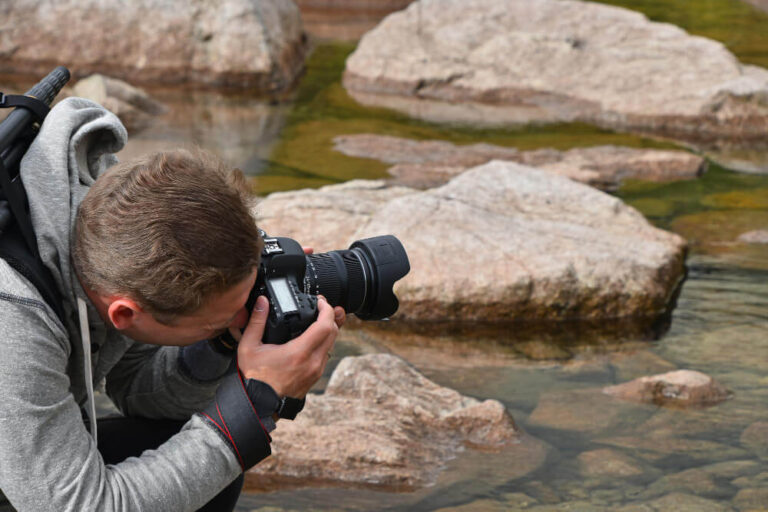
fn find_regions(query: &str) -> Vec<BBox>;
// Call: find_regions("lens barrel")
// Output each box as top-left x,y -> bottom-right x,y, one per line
304,235 -> 410,319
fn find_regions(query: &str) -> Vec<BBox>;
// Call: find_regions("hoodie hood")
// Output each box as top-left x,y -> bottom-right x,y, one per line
20,97 -> 127,324
19,97 -> 127,437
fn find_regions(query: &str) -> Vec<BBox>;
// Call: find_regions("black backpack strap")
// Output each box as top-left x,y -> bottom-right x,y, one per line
0,221 -> 64,323
0,93 -> 51,123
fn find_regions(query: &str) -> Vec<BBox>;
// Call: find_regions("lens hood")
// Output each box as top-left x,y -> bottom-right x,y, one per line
350,235 -> 410,320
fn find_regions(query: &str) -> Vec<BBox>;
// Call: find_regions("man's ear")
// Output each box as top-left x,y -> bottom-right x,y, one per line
107,298 -> 143,330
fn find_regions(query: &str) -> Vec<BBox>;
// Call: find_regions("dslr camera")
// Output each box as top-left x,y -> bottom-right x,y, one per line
231,230 -> 410,344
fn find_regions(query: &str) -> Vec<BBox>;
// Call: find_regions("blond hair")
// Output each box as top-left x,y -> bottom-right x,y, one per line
73,148 -> 263,323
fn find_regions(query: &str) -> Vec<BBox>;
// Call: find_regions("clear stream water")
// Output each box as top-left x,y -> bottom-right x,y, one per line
130,2 -> 768,510
3,0 -> 768,510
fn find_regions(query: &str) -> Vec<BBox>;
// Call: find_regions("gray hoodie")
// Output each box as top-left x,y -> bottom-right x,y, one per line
0,98 -> 245,511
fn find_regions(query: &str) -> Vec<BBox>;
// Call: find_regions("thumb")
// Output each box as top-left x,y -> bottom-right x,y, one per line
240,295 -> 269,347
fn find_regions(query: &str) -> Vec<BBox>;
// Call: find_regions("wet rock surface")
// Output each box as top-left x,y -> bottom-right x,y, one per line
343,0 -> 768,145
71,75 -> 166,133
256,160 -> 687,322
603,369 -> 731,407
246,354 -> 546,489
333,134 -> 706,190
1,0 -> 306,90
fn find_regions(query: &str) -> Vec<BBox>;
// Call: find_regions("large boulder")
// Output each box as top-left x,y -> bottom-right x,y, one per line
246,354 -> 545,489
255,160 -> 687,322
333,134 -> 706,190
343,0 -> 768,145
0,0 -> 306,90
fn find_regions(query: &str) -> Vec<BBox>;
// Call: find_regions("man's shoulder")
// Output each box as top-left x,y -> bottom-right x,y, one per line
0,258 -> 67,337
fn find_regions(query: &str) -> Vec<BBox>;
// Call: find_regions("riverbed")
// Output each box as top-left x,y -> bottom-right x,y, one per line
2,0 -> 763,509
115,5 -> 768,508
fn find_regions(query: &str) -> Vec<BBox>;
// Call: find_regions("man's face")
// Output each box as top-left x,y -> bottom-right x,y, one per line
122,269 -> 257,346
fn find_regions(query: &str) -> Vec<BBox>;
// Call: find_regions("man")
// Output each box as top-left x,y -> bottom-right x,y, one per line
0,97 -> 343,511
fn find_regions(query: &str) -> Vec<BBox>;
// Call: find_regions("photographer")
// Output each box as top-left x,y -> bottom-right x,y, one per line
0,97 -> 344,511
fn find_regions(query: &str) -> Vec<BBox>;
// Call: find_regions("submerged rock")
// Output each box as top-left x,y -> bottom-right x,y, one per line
333,134 -> 706,190
334,134 -> 707,190
246,354 -> 545,489
72,75 -> 166,133
603,370 -> 731,407
733,488 -> 768,511
642,468 -> 732,500
576,448 -> 648,478
256,160 -> 687,323
740,421 -> 768,459
595,436 -> 749,464
1,0 -> 306,90
343,0 -> 768,145
738,230 -> 768,244
616,492 -> 735,512
527,388 -> 655,434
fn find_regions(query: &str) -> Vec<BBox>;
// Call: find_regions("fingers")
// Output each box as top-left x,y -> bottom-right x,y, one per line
240,295 -> 270,347
293,296 -> 337,353
302,247 -> 314,255
334,306 -> 346,328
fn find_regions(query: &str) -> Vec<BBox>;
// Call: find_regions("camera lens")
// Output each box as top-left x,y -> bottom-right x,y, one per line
303,235 -> 410,319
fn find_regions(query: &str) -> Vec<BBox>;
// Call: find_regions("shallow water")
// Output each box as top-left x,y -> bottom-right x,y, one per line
114,22 -> 768,512
4,1 -> 768,510
226,3 -> 768,509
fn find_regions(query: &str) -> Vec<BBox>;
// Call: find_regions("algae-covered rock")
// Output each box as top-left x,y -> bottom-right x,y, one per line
333,134 -> 705,191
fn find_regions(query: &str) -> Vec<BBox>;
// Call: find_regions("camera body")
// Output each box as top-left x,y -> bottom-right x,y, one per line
255,235 -> 318,344
243,230 -> 410,344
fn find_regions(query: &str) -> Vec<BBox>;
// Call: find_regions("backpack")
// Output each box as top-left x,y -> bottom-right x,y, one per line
0,68 -> 71,323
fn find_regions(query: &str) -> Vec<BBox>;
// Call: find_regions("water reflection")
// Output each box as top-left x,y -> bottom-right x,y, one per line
117,88 -> 289,175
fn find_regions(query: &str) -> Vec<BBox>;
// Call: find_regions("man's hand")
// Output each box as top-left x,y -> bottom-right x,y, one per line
236,295 -> 345,398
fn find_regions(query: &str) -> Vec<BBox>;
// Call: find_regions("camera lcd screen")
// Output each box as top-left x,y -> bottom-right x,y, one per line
270,277 -> 298,313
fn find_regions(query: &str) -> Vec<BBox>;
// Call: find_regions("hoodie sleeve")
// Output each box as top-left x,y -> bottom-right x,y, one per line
105,338 -> 233,420
0,289 -> 243,512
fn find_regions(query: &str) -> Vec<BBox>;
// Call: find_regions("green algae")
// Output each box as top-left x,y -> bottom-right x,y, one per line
254,43 -> 674,196
619,161 -> 768,269
618,163 -> 768,226
701,189 -> 768,209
